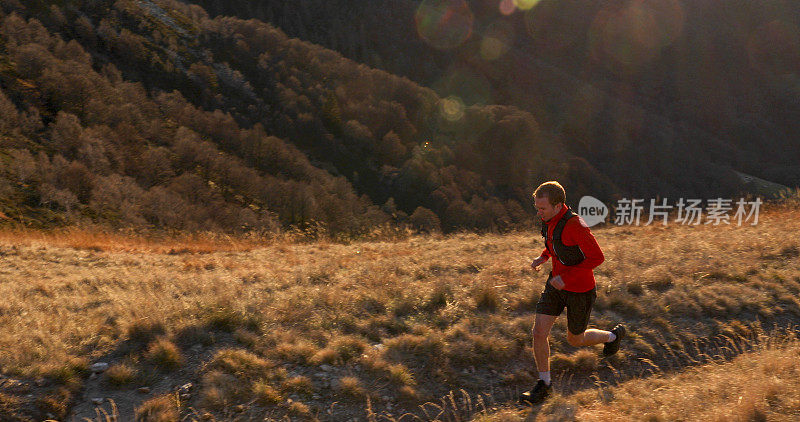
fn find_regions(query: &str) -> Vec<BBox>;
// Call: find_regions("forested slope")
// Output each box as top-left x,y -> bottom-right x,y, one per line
0,0 -> 623,234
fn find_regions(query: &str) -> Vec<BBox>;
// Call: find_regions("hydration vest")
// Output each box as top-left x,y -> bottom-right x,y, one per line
541,208 -> 585,266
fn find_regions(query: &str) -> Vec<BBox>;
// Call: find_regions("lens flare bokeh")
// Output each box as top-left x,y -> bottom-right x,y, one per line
499,0 -> 516,16
588,0 -> 685,75
440,95 -> 466,122
480,20 -> 515,61
513,0 -> 541,11
415,0 -> 475,50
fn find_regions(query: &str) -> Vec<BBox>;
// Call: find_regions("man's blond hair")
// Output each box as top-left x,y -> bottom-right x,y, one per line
533,181 -> 566,206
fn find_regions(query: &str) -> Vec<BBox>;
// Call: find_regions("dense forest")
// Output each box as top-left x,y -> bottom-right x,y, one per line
192,0 -> 800,191
0,0 -> 797,235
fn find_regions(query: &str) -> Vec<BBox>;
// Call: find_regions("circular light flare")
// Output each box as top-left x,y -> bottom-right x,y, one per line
480,20 -> 515,61
440,95 -> 466,122
480,37 -> 506,61
587,0 -> 685,75
415,0 -> 475,50
513,0 -> 540,11
498,0 -> 516,15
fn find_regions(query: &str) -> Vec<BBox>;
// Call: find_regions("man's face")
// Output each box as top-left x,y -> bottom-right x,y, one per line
534,196 -> 562,221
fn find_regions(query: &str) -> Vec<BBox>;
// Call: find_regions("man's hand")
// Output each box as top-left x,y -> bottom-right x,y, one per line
530,256 -> 547,271
549,275 -> 565,290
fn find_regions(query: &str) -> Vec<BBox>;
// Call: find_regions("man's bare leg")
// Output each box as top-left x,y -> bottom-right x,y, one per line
532,313 -> 558,375
520,313 -> 558,404
566,328 -> 613,347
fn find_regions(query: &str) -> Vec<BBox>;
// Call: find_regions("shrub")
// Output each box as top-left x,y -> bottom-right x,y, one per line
146,339 -> 184,371
336,376 -> 365,399
287,401 -> 311,417
310,335 -> 367,365
283,376 -> 314,395
252,379 -> 283,405
387,363 -> 416,386
207,349 -> 275,377
135,394 -> 179,422
270,340 -> 318,364
206,307 -> 259,332
106,363 -> 137,386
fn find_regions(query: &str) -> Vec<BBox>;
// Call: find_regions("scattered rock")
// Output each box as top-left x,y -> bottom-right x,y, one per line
234,404 -> 245,413
89,373 -> 97,380
137,387 -> 151,394
190,344 -> 203,353
35,378 -> 48,387
178,383 -> 193,393
91,398 -> 104,406
180,393 -> 191,401
90,363 -> 109,373
320,364 -> 333,372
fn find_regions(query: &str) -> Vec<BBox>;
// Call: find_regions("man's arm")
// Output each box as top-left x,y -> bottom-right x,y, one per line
539,247 -> 550,261
531,248 -> 549,271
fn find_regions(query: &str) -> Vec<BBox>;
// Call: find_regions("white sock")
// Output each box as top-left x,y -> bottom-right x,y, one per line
607,332 -> 616,342
538,371 -> 551,385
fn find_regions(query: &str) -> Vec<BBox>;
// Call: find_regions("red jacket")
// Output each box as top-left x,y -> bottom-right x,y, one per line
539,205 -> 604,292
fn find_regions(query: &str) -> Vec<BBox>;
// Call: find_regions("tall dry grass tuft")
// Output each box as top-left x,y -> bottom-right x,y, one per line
135,394 -> 179,422
336,376 -> 367,400
146,339 -> 184,371
105,363 -> 137,386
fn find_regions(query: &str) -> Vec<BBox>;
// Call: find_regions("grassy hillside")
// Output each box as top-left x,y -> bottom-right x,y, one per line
0,203 -> 798,420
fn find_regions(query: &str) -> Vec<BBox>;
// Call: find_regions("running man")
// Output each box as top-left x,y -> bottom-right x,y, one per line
519,181 -> 625,405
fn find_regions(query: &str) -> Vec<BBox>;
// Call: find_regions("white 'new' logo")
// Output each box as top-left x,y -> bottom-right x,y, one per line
577,196 -> 608,227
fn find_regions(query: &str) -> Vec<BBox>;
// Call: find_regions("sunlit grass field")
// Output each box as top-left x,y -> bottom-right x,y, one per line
0,205 -> 798,420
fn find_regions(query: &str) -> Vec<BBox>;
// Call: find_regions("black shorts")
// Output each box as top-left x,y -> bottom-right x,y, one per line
535,273 -> 596,335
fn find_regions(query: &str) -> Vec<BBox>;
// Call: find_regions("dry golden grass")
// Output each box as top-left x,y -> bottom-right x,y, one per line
135,394 -> 179,422
105,363 -> 137,386
576,343 -> 800,420
146,338 -> 184,371
0,206 -> 798,419
471,337 -> 800,421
